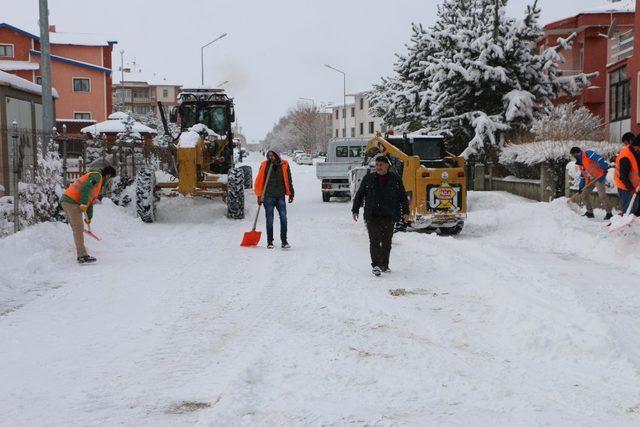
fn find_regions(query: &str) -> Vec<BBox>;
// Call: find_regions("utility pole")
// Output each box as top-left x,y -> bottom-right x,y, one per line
493,0 -> 500,42
62,124 -> 68,187
120,49 -> 125,84
324,64 -> 347,140
38,0 -> 54,155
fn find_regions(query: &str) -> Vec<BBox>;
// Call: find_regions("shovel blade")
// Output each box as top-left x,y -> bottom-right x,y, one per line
241,230 -> 262,247
609,214 -> 636,232
84,229 -> 102,241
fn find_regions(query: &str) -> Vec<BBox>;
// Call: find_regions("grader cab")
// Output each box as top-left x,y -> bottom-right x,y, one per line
135,88 -> 250,223
357,133 -> 467,235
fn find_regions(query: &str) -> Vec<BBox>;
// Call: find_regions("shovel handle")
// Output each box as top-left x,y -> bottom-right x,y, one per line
252,163 -> 274,230
623,185 -> 640,216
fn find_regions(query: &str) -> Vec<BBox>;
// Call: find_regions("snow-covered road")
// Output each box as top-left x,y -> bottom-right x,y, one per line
1,153 -> 640,426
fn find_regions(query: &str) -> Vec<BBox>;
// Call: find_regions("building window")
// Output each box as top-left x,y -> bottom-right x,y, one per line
132,88 -> 149,99
369,121 -> 374,134
359,98 -> 364,110
350,107 -> 355,117
350,127 -> 355,137
610,67 -> 631,122
74,112 -> 91,120
162,89 -> 169,97
359,123 -> 364,135
335,109 -> 339,119
342,128 -> 346,138
342,108 -> 346,118
0,44 -> 14,57
73,78 -> 90,92
335,129 -> 339,138
134,105 -> 151,115
36,76 -> 42,85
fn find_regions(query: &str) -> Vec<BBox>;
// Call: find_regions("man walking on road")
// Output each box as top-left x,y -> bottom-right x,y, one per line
60,165 -> 116,263
254,150 -> 294,249
570,147 -> 612,220
614,137 -> 640,216
352,155 -> 409,277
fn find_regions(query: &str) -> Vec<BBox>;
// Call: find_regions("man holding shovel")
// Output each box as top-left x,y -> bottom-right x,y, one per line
614,137 -> 640,216
254,150 -> 294,249
60,165 -> 116,263
569,147 -> 612,220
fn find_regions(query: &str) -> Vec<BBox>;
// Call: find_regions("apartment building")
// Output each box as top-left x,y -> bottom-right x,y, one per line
0,22 -> 116,123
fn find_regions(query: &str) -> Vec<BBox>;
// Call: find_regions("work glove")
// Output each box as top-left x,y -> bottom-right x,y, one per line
257,196 -> 263,205
79,204 -> 88,213
288,196 -> 294,203
84,217 -> 91,225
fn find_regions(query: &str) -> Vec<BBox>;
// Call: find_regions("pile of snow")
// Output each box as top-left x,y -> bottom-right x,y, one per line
178,131 -> 201,148
189,123 -> 223,139
0,70 -> 58,97
500,140 -> 623,165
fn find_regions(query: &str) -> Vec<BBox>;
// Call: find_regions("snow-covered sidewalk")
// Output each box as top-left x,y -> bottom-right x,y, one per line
1,154 -> 640,425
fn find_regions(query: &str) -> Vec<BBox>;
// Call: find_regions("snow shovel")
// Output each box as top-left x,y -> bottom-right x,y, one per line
609,185 -> 640,232
83,214 -> 102,241
567,176 -> 600,205
241,164 -> 272,247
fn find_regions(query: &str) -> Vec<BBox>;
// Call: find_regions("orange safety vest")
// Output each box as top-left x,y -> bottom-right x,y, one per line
579,152 -> 606,185
63,171 -> 103,205
614,146 -> 640,192
254,161 -> 292,197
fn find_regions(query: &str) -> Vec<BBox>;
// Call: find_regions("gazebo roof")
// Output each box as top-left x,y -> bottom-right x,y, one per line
81,113 -> 157,136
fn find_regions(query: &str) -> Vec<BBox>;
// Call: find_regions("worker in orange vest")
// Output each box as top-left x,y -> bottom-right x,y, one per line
60,165 -> 116,263
614,137 -> 640,216
254,150 -> 294,249
570,147 -> 612,220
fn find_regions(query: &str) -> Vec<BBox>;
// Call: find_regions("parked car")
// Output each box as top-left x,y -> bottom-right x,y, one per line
297,154 -> 313,165
315,138 -> 368,202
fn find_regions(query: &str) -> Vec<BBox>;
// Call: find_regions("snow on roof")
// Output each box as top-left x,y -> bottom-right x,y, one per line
178,131 -> 201,148
108,111 -> 129,120
0,70 -> 58,97
0,60 -> 39,71
81,115 -> 157,135
581,0 -> 635,14
0,23 -> 115,46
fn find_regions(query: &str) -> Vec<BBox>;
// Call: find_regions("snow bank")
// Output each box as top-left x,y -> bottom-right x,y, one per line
81,115 -> 157,136
0,60 -> 39,71
500,140 -> 623,165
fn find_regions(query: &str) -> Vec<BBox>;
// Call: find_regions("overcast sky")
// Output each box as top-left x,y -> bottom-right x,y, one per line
2,0 -> 611,142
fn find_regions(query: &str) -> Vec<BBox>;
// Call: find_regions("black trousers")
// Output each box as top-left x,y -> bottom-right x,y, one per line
366,216 -> 394,268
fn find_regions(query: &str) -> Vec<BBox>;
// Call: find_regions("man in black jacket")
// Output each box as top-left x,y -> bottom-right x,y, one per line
352,155 -> 409,276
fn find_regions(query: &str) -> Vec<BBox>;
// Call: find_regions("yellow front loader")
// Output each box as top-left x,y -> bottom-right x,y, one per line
360,134 -> 467,235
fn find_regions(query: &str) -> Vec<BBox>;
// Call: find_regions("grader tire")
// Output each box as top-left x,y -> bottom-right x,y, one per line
136,167 -> 156,223
226,168 -> 245,219
239,165 -> 253,189
438,222 -> 464,236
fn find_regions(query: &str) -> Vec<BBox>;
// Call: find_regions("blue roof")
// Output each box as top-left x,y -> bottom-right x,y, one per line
30,50 -> 112,75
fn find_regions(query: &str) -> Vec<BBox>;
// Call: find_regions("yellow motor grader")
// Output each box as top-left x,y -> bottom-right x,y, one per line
135,88 -> 249,222
352,133 -> 467,235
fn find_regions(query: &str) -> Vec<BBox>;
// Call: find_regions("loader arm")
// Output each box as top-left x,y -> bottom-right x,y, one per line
364,135 -> 413,163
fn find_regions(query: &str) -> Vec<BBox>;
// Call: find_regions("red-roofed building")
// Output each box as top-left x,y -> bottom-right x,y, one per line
0,23 -> 116,127
630,0 -> 640,136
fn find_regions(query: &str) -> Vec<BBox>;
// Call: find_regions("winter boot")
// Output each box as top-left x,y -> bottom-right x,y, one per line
583,211 -> 595,218
281,241 -> 291,249
77,255 -> 97,264
604,212 -> 613,221
267,242 -> 275,249
372,266 -> 382,277
381,266 -> 391,273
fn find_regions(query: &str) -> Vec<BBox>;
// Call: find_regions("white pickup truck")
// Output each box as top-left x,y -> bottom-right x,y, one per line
316,138 -> 368,202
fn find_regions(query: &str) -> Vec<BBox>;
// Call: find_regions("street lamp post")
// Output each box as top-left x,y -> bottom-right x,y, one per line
324,64 -> 346,140
201,33 -> 228,86
38,0 -> 54,155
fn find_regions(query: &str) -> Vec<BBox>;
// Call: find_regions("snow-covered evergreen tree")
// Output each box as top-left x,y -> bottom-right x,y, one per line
113,113 -> 138,178
86,133 -> 107,164
368,0 -> 595,157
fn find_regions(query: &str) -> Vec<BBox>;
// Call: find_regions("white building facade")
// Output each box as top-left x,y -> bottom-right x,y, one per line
329,91 -> 385,140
